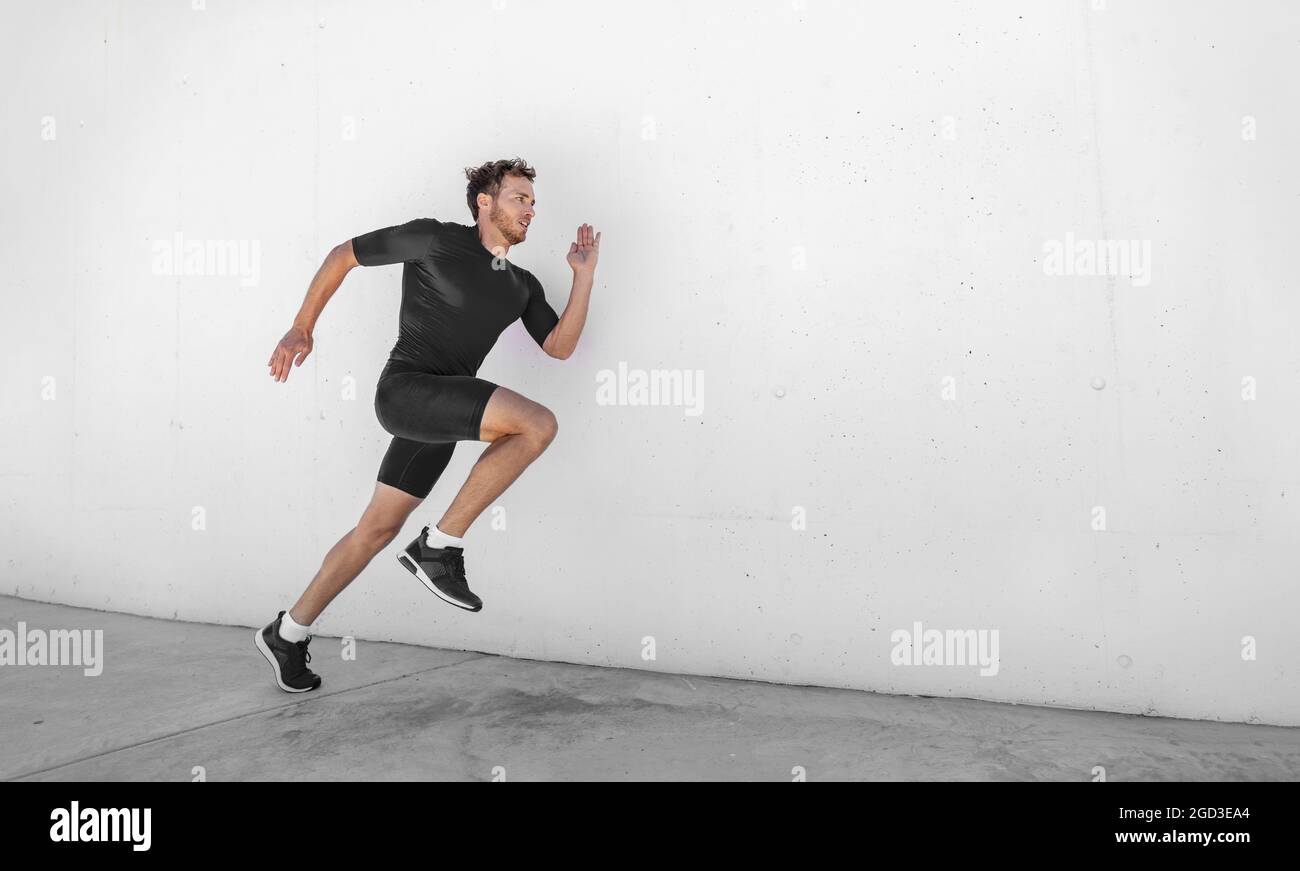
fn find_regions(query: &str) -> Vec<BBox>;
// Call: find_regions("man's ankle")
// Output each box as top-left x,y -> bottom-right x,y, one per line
426,524 -> 465,549
278,610 -> 313,643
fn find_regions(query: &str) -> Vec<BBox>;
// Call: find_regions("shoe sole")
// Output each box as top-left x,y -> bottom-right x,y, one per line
253,628 -> 319,693
398,554 -> 482,612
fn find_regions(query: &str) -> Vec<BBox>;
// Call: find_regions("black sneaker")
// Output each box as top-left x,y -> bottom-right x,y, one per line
254,611 -> 322,692
397,526 -> 483,612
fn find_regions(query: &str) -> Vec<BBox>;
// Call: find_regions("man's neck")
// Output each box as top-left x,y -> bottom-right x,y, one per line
476,223 -> 511,258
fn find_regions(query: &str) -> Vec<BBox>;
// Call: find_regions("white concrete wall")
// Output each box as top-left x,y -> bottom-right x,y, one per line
3,0 -> 1297,725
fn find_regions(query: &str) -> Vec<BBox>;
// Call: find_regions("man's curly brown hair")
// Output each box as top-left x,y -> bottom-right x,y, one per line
464,158 -> 537,221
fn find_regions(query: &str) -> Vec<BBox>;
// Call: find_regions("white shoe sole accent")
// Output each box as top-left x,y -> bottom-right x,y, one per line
398,553 -> 480,611
254,627 -> 318,693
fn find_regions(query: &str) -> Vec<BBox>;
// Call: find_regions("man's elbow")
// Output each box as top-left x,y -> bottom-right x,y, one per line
330,240 -> 359,271
544,330 -> 572,360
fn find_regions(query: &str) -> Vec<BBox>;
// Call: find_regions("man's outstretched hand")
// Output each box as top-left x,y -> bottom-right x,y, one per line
268,325 -> 313,382
566,223 -> 601,274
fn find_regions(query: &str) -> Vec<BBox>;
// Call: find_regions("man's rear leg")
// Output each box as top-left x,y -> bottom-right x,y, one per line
256,481 -> 423,692
287,481 -> 424,626
435,386 -> 557,536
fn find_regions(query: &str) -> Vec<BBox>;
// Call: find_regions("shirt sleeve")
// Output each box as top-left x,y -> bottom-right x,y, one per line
351,218 -> 442,266
520,271 -> 560,349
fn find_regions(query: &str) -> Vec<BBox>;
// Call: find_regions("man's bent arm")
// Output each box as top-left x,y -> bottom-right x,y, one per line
293,240 -> 360,332
543,270 -> 593,360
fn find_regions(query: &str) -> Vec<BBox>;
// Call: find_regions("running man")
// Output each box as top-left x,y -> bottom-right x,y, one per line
254,158 -> 599,692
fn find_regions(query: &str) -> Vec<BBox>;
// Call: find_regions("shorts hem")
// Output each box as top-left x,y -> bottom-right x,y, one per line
466,382 -> 499,441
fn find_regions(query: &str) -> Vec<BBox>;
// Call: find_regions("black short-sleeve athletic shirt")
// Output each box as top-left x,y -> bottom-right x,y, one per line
351,217 -> 560,375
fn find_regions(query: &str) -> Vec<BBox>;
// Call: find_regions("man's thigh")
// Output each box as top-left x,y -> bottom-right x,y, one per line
376,437 -> 458,501
477,385 -> 555,442
375,372 -> 498,444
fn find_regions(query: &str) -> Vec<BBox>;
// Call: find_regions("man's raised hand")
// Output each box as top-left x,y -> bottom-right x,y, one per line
566,223 -> 601,274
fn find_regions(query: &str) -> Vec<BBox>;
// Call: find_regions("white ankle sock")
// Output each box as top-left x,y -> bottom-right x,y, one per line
278,611 -> 312,643
425,524 -> 464,549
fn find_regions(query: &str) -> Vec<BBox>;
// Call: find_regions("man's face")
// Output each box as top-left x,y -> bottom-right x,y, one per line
484,175 -> 536,244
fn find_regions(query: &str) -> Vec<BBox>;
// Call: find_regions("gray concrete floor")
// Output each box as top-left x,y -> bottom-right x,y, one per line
2,595 -> 1297,781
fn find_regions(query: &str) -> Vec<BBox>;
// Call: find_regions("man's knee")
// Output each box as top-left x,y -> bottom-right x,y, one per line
356,519 -> 402,550
528,407 -> 558,448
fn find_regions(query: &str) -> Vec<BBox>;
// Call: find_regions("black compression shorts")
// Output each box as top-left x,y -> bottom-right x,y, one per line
374,360 -> 499,499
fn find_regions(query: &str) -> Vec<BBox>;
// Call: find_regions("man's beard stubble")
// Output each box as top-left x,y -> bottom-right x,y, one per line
489,203 -> 524,245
